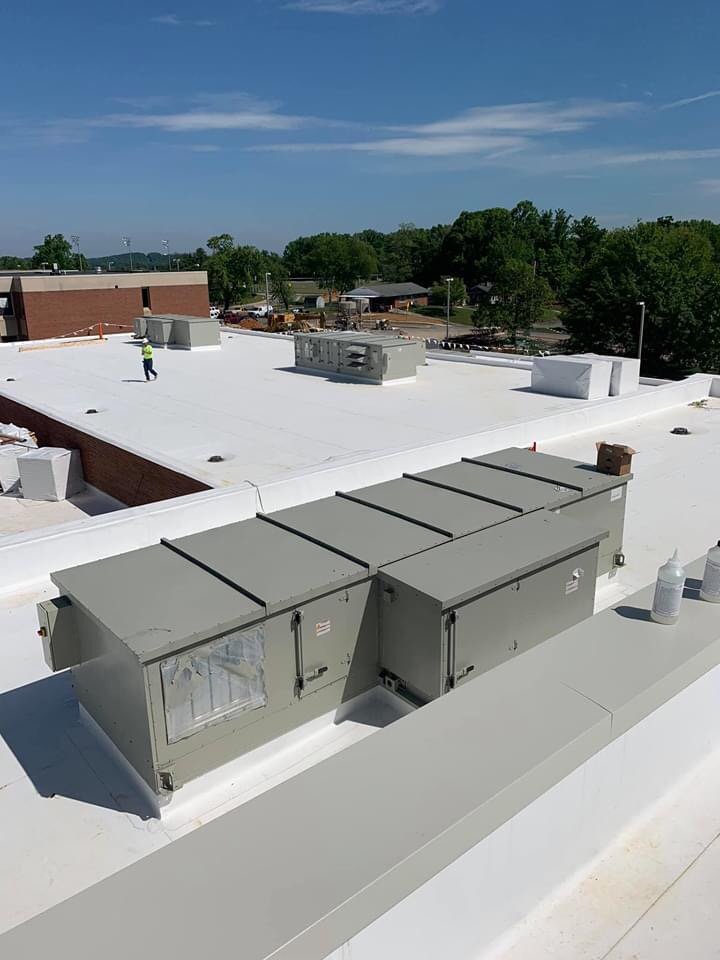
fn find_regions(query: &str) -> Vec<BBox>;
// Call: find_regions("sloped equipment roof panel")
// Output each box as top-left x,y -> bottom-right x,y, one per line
378,511 -> 608,609
470,447 -> 629,495
51,544 -> 264,662
261,496 -> 448,572
166,517 -> 368,615
410,460 -> 580,512
340,477 -> 517,538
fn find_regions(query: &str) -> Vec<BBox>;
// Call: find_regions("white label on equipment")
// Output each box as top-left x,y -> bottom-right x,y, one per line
565,579 -> 579,595
610,487 -> 623,502
316,620 -> 331,637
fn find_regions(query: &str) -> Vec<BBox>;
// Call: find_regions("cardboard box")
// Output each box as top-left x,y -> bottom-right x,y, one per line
596,442 -> 636,476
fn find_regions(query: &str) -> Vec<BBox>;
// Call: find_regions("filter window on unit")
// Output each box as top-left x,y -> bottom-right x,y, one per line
161,626 -> 267,743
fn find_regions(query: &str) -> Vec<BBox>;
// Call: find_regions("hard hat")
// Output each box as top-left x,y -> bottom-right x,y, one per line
143,337 -> 149,343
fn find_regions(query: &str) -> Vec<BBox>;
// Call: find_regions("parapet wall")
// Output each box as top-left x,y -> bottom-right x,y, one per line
0,395 -> 211,506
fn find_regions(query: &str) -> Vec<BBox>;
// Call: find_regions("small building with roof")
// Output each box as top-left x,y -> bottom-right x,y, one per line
342,282 -> 429,312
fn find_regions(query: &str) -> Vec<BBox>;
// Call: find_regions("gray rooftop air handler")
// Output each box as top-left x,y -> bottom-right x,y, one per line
18,447 -> 84,501
39,521 -> 375,793
378,511 -> 608,704
294,332 -> 424,383
133,316 -> 147,339
469,447 -> 632,576
37,448 -> 626,794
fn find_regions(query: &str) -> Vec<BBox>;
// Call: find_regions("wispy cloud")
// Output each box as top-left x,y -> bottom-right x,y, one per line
661,90 -> 720,110
66,94 -> 307,133
598,147 -> 720,165
151,13 -> 216,26
246,99 -> 637,160
249,134 -> 526,156
405,100 -> 639,136
285,0 -> 439,14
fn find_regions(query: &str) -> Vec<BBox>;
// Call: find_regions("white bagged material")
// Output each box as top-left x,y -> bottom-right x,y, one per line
0,444 -> 30,494
17,447 -> 85,502
575,353 -> 640,396
0,422 -> 37,446
531,355 -> 613,400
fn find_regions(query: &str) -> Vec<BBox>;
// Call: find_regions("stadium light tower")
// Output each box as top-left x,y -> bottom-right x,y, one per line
161,239 -> 170,271
70,235 -> 82,272
121,236 -> 134,272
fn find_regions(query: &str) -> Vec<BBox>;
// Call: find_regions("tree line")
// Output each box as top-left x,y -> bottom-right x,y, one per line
5,203 -> 720,374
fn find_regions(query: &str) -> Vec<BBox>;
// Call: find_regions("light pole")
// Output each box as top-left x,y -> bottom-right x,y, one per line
445,277 -> 454,342
637,301 -> 646,364
121,237 -> 133,272
108,260 -> 114,272
70,235 -> 81,272
173,258 -> 181,272
161,239 -> 170,271
265,271 -> 272,317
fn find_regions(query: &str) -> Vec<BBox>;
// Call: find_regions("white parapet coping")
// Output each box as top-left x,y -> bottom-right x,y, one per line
0,373 -> 713,596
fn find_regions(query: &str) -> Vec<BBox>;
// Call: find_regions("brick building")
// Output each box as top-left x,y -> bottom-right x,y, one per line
0,270 -> 210,341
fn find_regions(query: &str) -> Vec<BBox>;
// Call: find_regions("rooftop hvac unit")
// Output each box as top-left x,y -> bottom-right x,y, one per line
38,449 -> 625,794
294,332 -> 425,383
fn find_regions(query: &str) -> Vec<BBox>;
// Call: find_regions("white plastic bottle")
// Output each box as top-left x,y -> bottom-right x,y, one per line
700,541 -> 720,603
651,549 -> 685,625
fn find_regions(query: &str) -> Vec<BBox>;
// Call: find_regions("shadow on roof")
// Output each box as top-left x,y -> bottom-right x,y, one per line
0,674 -> 158,820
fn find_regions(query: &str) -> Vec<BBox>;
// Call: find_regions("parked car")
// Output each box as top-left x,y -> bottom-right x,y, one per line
246,305 -> 274,319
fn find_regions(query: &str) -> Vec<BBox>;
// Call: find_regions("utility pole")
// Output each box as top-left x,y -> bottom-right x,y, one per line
121,237 -> 133,272
637,301 -> 646,364
445,277 -> 454,342
161,239 -> 170,271
265,271 -> 272,317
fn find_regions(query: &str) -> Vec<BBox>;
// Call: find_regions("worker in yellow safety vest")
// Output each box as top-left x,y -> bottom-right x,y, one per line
141,338 -> 158,381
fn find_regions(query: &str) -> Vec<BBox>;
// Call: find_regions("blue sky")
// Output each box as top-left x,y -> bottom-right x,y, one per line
3,0 -> 720,255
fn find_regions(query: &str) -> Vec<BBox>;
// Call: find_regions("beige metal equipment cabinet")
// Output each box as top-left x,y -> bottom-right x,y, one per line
377,510 -> 607,704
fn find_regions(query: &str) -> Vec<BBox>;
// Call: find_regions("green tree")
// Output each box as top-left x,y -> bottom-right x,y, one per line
563,221 -> 720,376
31,234 -> 74,270
0,256 -> 29,269
429,278 -> 467,312
475,260 -> 552,344
286,234 -> 377,299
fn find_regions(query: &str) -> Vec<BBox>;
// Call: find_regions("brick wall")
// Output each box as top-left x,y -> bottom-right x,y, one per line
0,396 -> 211,506
143,284 -> 210,318
20,284 -> 210,340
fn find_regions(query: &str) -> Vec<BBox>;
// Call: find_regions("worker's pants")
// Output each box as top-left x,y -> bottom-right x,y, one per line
143,358 -> 156,380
